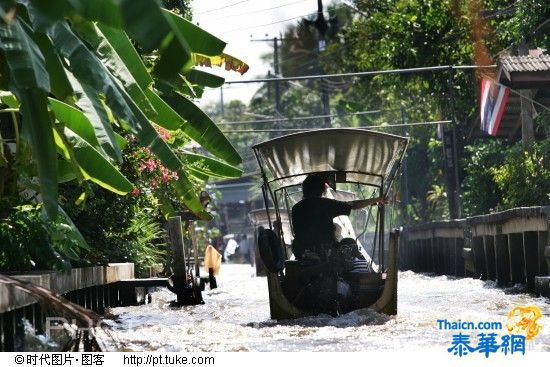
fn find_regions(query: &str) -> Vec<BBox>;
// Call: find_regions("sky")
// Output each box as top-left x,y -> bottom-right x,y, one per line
191,0 -> 323,107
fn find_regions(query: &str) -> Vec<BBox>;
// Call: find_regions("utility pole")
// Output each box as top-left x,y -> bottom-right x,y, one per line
443,67 -> 461,219
251,37 -> 282,116
220,86 -> 224,118
400,107 -> 410,224
518,43 -> 535,149
307,0 -> 331,127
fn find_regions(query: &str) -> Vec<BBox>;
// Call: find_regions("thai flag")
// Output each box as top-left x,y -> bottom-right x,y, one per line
480,78 -> 509,136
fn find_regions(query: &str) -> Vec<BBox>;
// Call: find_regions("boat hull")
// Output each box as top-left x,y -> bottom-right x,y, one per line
266,231 -> 399,319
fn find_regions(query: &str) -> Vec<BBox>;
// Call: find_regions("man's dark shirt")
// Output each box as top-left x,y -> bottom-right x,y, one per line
291,197 -> 352,258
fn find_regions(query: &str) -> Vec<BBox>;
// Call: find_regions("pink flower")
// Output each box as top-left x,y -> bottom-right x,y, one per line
144,159 -> 157,172
131,187 -> 141,197
171,171 -> 179,181
155,126 -> 172,141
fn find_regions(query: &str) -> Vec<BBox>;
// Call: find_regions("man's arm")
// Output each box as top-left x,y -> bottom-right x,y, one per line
348,196 -> 385,210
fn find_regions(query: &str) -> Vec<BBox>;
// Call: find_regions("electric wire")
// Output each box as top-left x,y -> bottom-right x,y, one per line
194,0 -> 251,15
225,64 -> 497,84
221,120 -> 452,133
204,0 -> 309,21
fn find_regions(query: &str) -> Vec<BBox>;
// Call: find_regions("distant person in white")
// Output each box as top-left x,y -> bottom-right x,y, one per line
224,236 -> 239,262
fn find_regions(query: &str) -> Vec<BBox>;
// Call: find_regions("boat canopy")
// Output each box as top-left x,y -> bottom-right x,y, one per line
248,208 -> 289,225
252,129 -> 408,192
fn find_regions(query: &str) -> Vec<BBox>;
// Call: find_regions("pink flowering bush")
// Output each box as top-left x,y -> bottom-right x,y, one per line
125,126 -> 181,199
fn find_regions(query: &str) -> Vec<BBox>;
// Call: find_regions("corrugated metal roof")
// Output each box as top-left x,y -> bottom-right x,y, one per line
501,55 -> 550,73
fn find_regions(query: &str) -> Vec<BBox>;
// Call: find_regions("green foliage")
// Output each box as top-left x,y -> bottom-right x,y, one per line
61,180 -> 166,277
110,209 -> 166,278
485,0 -> 550,52
491,140 -> 550,208
461,140 -> 507,216
0,0 -> 249,272
0,203 -> 89,272
0,0 -> 243,223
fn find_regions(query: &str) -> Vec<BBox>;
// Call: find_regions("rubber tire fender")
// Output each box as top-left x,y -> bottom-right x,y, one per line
257,226 -> 284,273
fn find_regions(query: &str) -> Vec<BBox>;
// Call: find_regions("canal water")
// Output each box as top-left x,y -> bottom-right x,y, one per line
102,265 -> 549,352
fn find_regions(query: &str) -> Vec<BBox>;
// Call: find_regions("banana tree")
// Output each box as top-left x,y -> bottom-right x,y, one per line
0,0 -> 247,219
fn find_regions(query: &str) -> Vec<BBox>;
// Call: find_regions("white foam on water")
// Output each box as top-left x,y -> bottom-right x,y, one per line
102,265 -> 550,352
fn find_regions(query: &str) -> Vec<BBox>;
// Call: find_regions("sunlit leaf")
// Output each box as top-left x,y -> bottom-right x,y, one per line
161,92 -> 242,166
60,127 -> 134,195
182,151 -> 242,179
192,53 -> 249,75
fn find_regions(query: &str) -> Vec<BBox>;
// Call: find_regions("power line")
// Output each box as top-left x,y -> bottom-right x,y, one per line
224,12 -> 317,33
225,64 -> 497,84
204,0 -> 309,21
216,107 -> 406,125
194,0 -> 251,15
221,120 -> 452,133
224,3 -> 348,33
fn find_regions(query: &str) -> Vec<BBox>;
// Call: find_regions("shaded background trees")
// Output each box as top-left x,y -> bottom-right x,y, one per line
212,0 -> 550,225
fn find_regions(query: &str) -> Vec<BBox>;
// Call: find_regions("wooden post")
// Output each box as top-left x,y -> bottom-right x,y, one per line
97,286 -> 105,314
509,233 -> 525,284
523,231 -> 539,292
14,308 -> 24,351
472,236 -> 485,279
455,238 -> 465,277
167,216 -> 188,303
188,222 -> 200,278
538,231 -> 548,276
3,312 -> 14,352
495,234 -> 510,286
484,236 -> 496,281
33,304 -> 44,335
0,311 -> 4,352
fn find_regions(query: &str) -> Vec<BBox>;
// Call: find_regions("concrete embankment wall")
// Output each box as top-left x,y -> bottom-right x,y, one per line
0,263 -> 139,351
399,206 -> 550,298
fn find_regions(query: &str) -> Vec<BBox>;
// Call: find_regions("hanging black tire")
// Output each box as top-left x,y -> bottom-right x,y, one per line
257,226 -> 284,273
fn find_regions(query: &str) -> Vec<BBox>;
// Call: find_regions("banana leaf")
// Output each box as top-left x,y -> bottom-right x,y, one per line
163,9 -> 226,56
182,151 -> 242,179
96,23 -> 152,89
57,160 -> 77,183
72,20 -> 156,118
192,53 -> 249,75
48,22 -> 203,212
161,92 -> 241,166
31,0 -> 192,79
31,32 -> 73,100
55,73 -> 122,163
184,69 -> 225,88
0,91 -> 19,108
172,169 -> 212,220
48,98 -> 119,161
54,127 -> 133,195
0,17 -> 58,218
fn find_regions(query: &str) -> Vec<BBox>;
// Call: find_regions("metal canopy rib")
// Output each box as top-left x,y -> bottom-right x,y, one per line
252,129 -> 408,191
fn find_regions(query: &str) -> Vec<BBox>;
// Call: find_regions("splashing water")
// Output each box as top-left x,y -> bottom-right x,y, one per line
101,265 -> 549,352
